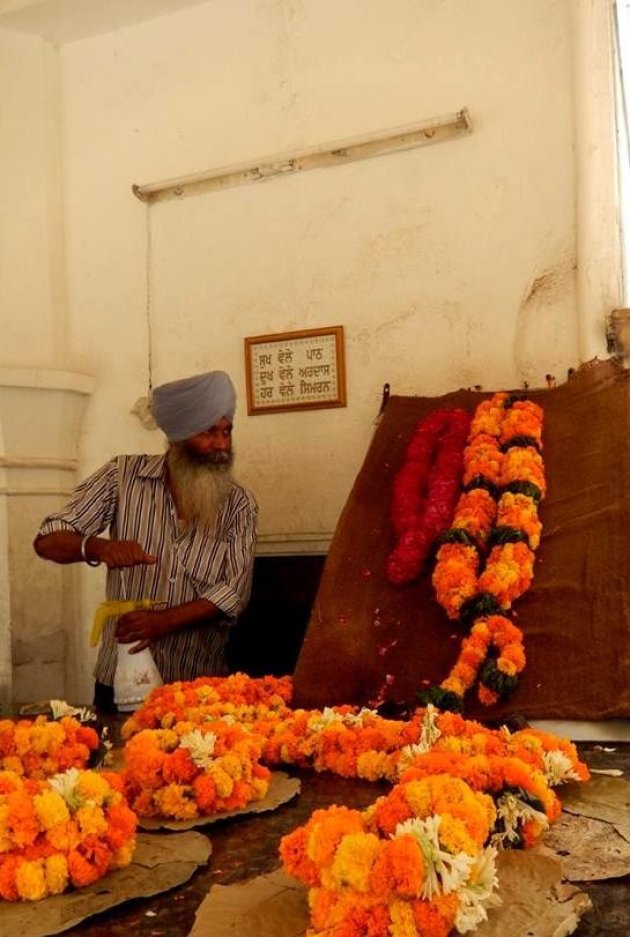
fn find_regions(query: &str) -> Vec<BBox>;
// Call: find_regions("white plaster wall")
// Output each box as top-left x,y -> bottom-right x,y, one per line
59,0 -> 580,545
0,27 -> 66,367
1,0 -> 598,703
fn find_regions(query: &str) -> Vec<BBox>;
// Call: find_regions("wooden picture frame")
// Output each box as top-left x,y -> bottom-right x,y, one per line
244,326 -> 346,415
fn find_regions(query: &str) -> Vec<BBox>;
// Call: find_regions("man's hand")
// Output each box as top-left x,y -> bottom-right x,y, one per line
95,539 -> 157,569
115,608 -> 174,652
33,532 -> 157,568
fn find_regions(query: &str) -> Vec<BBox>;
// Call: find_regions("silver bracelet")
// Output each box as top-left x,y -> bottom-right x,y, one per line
80,535 -> 101,567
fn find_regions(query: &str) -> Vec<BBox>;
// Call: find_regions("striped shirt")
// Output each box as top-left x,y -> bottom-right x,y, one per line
37,454 -> 258,685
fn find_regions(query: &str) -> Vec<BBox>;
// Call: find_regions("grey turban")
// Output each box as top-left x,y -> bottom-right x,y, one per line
152,371 -> 236,441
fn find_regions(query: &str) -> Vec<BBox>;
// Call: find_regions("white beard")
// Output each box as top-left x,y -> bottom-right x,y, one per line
166,443 -> 233,528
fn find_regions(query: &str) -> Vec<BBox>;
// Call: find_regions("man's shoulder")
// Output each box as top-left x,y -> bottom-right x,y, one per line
115,453 -> 165,478
228,480 -> 258,511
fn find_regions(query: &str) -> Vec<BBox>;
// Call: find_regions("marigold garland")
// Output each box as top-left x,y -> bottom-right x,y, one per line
427,393 -> 545,709
387,408 -> 471,585
123,677 -> 589,792
0,767 -> 136,901
121,719 -> 271,819
0,716 -> 100,780
254,706 -> 427,782
120,673 -> 293,740
118,675 -> 589,934
281,774 -> 500,936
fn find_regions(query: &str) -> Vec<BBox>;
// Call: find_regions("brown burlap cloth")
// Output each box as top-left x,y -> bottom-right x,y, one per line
292,358 -> 630,721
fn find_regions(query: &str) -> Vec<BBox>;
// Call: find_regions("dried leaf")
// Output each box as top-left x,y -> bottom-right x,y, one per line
0,831 -> 211,936
561,776 -> 630,843
534,812 -> 630,880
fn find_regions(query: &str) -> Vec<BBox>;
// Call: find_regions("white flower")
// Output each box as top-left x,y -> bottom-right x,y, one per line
307,707 -> 342,732
49,768 -> 83,809
49,699 -> 96,722
397,743 -> 426,772
398,704 -> 442,771
307,706 -> 373,732
419,704 -> 442,751
491,791 -> 549,848
394,815 -> 475,900
179,730 -> 217,768
543,750 -> 582,787
454,846 -> 501,933
353,707 -> 379,724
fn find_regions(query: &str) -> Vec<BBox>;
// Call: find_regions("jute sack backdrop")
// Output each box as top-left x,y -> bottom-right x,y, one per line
293,359 -> 630,720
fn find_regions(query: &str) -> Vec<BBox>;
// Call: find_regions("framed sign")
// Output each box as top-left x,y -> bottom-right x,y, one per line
244,326 -> 346,415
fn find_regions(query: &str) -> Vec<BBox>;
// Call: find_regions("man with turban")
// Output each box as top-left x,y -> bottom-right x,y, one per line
34,370 -> 258,712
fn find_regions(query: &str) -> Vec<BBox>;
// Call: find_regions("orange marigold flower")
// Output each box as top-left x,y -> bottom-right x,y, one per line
280,825 -> 321,887
369,834 -> 425,899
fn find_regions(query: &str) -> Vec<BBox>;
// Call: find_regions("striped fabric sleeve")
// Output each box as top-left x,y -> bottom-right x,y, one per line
36,459 -> 120,538
197,491 -> 258,618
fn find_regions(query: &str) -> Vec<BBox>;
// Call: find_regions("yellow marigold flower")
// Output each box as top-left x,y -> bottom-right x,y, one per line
442,676 -> 466,697
33,790 -> 70,829
160,728 -> 180,751
174,721 -> 197,739
15,859 -> 47,901
389,897 -> 418,937
111,839 -> 135,869
250,776 -> 269,799
438,814 -> 478,856
325,832 -> 380,892
218,752 -> 243,779
356,750 -> 396,783
402,780 -> 432,818
75,770 -> 110,806
75,804 -> 109,837
29,724 -> 53,756
207,765 -> 234,800
154,783 -> 197,820
44,854 -> 69,895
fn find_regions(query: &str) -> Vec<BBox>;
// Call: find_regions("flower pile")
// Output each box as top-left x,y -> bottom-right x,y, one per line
122,677 -> 589,797
254,705 -> 427,782
428,393 -> 545,709
121,673 -> 293,740
281,774 -> 500,937
394,708 -> 590,850
114,675 -> 589,932
387,408 -> 471,585
0,767 -> 136,901
0,716 -> 100,780
122,720 -> 271,820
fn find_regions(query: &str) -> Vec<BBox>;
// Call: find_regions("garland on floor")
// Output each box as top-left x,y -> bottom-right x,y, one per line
280,774 -> 499,937
386,408 -> 471,585
0,767 -> 136,901
120,673 -> 293,740
0,715 -> 100,780
422,393 -> 545,711
121,720 -> 271,820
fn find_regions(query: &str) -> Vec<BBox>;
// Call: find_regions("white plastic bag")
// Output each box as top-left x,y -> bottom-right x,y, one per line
114,645 -> 163,712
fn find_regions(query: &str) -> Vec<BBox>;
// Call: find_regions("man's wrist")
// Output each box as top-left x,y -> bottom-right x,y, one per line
80,535 -> 102,567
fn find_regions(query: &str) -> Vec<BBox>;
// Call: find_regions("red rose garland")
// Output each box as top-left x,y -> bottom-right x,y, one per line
386,408 -> 471,584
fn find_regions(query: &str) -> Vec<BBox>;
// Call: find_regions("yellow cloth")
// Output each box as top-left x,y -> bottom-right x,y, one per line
90,599 -> 155,647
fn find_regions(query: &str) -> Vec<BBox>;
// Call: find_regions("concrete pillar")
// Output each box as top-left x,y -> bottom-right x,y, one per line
0,368 -> 93,704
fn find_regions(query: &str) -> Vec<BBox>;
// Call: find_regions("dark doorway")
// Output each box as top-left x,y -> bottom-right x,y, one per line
227,554 -> 326,677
